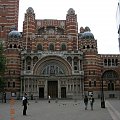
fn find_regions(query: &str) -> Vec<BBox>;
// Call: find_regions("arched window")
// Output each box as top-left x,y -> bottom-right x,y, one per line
73,57 -> 79,70
18,45 -> 20,49
108,59 -> 111,66
37,44 -> 43,51
13,70 -> 15,75
102,70 -> 118,91
108,82 -> 114,91
38,27 -> 45,34
49,43 -> 54,51
26,56 -> 31,70
104,59 -> 107,66
10,44 -> 12,48
41,64 -> 64,76
115,59 -> 118,66
94,81 -> 96,87
102,70 -> 118,79
61,44 -> 66,51
83,46 -> 85,49
9,70 -> 10,75
89,81 -> 91,87
14,44 -> 17,48
67,57 -> 72,65
26,56 -> 31,65
13,82 -> 15,88
8,82 -> 10,87
33,56 -> 38,65
112,59 -> 115,66
91,45 -> 94,49
87,45 -> 90,49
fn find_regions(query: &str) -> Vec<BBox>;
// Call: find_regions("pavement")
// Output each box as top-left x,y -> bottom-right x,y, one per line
0,99 -> 120,120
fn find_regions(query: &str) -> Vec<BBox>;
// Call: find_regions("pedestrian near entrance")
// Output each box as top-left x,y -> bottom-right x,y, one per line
89,95 -> 94,110
48,95 -> 51,103
22,93 -> 29,115
3,92 -> 6,103
84,95 -> 88,110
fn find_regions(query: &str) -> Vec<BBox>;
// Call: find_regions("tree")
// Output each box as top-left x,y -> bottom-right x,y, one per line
0,77 -> 5,92
0,42 -> 6,92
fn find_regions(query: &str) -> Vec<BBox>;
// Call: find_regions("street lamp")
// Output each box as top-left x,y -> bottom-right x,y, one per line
101,78 -> 105,108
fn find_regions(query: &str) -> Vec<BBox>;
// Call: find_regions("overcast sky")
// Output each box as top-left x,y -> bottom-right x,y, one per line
19,0 -> 119,54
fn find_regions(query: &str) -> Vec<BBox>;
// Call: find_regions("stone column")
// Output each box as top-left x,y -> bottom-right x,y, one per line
78,58 -> 80,71
31,57 -> 33,74
44,80 -> 47,98
81,78 -> 84,96
31,79 -> 33,93
25,59 -> 27,70
70,83 -> 71,92
20,78 -> 23,96
24,78 -> 25,93
72,79 -> 74,92
72,57 -> 74,71
58,79 -> 61,98
36,79 -> 39,97
28,78 -> 29,94
36,79 -> 38,92
66,79 -> 68,94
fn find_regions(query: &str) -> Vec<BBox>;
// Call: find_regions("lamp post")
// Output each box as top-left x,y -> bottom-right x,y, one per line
117,1 -> 120,51
101,78 -> 105,108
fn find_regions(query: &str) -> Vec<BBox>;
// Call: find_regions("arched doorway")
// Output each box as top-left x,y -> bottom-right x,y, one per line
102,70 -> 119,98
33,55 -> 72,98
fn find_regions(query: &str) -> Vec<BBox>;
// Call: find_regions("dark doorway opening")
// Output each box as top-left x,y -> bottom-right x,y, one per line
48,81 -> 58,98
61,87 -> 66,98
39,87 -> 44,98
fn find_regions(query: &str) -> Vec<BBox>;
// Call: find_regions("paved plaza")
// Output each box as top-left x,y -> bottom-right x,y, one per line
0,99 -> 120,120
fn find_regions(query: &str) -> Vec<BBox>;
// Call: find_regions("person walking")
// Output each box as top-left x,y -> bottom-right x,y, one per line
3,92 -> 6,103
84,95 -> 88,110
48,95 -> 51,103
22,93 -> 29,115
89,95 -> 94,110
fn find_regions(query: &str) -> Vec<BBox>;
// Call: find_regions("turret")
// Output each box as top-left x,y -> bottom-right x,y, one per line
78,26 -> 97,54
5,25 -> 22,96
66,8 -> 78,36
66,8 -> 78,50
78,27 -> 100,94
23,7 -> 36,51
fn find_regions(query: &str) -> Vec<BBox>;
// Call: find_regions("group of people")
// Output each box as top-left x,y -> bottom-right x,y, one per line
84,95 -> 94,110
22,93 -> 51,115
22,93 -> 95,116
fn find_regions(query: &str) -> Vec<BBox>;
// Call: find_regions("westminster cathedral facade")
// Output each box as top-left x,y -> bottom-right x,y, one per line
0,0 -> 120,99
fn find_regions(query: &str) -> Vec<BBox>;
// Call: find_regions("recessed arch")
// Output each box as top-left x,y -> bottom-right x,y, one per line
33,55 -> 72,76
102,70 -> 118,79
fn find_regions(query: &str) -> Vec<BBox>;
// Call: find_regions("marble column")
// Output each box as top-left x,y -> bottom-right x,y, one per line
58,79 -> 61,98
28,78 -> 29,94
78,59 -> 80,71
72,57 -> 74,71
20,78 -> 23,96
44,80 -> 47,98
24,78 -> 25,93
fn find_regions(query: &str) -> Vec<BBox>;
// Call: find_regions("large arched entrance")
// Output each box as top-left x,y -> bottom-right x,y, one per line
33,55 -> 72,98
102,70 -> 119,98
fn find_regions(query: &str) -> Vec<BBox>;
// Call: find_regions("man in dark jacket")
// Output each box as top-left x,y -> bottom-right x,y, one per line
84,95 -> 88,110
22,93 -> 29,115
